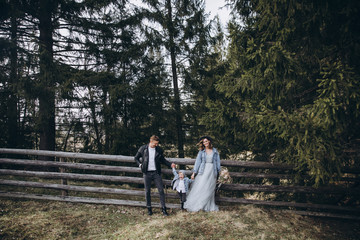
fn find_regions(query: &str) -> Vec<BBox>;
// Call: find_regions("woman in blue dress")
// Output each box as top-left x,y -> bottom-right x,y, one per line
184,136 -> 221,212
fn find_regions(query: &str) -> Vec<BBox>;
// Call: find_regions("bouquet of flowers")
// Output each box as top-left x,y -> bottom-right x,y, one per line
216,167 -> 232,193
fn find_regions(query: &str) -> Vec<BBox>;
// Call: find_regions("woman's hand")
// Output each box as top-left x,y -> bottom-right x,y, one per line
191,173 -> 195,180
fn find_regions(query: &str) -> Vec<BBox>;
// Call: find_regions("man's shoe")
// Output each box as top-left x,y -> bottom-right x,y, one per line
147,207 -> 153,216
162,207 -> 169,216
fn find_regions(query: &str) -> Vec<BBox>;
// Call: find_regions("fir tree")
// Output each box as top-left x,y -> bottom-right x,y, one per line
210,0 -> 360,184
141,0 -> 212,157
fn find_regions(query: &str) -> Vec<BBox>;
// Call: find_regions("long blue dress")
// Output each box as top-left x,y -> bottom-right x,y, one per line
184,152 -> 218,212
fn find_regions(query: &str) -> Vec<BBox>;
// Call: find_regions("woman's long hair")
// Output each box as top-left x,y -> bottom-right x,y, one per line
197,138 -> 213,151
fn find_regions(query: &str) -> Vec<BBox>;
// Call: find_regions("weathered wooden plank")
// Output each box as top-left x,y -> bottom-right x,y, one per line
0,148 -> 295,169
219,183 -> 360,195
0,169 -> 153,184
0,148 -> 134,162
167,158 -> 196,165
229,172 -> 359,181
220,159 -> 293,169
0,179 -> 179,199
0,191 -> 180,209
0,158 -> 290,178
229,172 -> 292,179
216,196 -> 360,213
0,179 -> 141,195
288,210 -> 360,221
2,158 -> 359,182
1,148 -> 359,173
0,169 -> 173,186
0,158 -> 190,176
2,169 -> 358,195
0,158 -> 141,173
0,158 -> 298,180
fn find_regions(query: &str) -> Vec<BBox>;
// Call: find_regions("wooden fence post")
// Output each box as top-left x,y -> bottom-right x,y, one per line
59,157 -> 68,196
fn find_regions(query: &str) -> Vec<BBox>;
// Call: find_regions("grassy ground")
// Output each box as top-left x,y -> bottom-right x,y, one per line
0,199 -> 359,240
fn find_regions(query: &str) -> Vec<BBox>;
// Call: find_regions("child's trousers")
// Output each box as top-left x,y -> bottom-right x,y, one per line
178,191 -> 186,209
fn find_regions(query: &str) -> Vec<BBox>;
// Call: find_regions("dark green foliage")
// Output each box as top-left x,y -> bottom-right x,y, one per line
139,0 -> 214,157
207,0 -> 360,184
1,0 -> 358,187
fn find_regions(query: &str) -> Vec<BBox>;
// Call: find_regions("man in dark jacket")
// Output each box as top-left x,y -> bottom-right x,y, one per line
134,135 -> 175,216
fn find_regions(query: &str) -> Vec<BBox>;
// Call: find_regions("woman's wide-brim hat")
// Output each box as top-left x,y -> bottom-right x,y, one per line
198,135 -> 213,142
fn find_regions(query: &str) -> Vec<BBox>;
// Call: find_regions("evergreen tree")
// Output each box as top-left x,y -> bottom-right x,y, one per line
1,0 -> 174,154
63,1 -> 172,155
141,0 -> 212,157
0,0 -> 38,149
186,16 -> 233,156
210,0 -> 360,184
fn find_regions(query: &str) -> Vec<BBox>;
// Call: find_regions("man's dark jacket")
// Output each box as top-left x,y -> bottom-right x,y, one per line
134,144 -> 171,174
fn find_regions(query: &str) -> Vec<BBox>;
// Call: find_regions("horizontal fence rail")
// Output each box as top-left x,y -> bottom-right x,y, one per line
0,148 -> 359,220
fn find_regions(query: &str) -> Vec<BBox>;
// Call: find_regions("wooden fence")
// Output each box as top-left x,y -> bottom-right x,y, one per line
0,148 -> 359,220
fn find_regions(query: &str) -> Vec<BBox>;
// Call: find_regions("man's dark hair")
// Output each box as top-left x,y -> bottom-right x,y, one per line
150,135 -> 160,142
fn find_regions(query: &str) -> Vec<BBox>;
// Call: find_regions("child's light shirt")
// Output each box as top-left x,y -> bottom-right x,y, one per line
176,179 -> 186,193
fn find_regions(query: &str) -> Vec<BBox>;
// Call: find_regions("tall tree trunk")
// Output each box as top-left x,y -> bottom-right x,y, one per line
121,62 -> 128,129
38,0 -> 55,155
166,0 -> 184,158
8,1 -> 19,148
102,86 -> 110,154
88,86 -> 102,153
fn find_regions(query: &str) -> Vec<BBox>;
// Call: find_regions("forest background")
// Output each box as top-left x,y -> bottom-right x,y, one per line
1,0 -> 359,186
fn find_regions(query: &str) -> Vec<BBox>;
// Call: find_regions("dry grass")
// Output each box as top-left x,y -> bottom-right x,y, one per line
0,199 -> 359,240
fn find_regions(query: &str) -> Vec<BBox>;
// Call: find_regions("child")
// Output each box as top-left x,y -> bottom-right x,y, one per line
171,167 -> 193,210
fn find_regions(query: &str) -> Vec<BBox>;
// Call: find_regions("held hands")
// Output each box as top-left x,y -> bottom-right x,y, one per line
191,173 -> 195,180
171,163 -> 176,168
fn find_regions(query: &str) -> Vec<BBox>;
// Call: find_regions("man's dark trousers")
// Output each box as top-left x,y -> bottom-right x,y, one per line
144,171 -> 166,208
